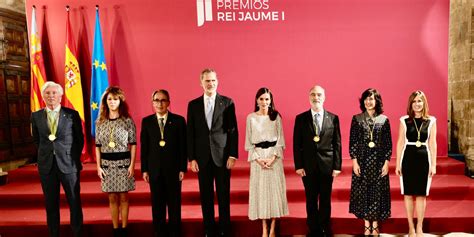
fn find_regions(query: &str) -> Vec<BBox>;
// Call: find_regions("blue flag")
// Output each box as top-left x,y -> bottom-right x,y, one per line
90,9 -> 109,136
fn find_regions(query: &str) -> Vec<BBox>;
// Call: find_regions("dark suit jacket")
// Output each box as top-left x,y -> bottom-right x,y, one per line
141,112 -> 187,177
187,94 -> 238,167
31,107 -> 84,175
293,109 -> 342,175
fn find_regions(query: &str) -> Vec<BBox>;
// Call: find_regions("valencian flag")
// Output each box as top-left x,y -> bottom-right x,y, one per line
90,6 -> 109,137
29,6 -> 47,112
64,7 -> 90,161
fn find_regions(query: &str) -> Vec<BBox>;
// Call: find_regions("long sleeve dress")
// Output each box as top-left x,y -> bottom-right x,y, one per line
349,112 -> 392,221
246,112 -> 289,220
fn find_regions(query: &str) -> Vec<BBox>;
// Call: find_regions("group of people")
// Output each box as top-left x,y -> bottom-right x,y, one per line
31,68 -> 437,237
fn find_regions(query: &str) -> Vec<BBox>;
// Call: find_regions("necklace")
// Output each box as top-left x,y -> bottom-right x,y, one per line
413,118 -> 424,147
367,116 -> 375,148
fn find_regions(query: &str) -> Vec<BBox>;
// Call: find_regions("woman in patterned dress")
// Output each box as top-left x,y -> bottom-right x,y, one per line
349,88 -> 392,235
246,87 -> 288,237
95,87 -> 137,237
396,90 -> 437,237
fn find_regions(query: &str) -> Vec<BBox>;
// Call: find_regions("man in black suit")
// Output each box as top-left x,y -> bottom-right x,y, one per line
293,85 -> 342,237
31,81 -> 84,237
187,68 -> 238,237
141,89 -> 187,237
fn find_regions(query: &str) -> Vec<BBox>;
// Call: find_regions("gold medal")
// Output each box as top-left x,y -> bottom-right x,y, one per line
313,136 -> 320,143
415,141 -> 422,147
159,140 -> 166,147
48,134 -> 56,141
368,141 -> 375,148
108,141 -> 116,148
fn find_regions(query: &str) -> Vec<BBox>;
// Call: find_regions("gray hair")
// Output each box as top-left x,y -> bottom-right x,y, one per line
41,81 -> 64,96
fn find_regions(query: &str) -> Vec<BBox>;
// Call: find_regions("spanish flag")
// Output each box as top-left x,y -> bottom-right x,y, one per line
29,6 -> 47,112
64,7 -> 90,162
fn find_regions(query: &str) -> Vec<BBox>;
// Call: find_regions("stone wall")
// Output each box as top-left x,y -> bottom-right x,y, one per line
0,0 -> 25,14
448,0 -> 474,172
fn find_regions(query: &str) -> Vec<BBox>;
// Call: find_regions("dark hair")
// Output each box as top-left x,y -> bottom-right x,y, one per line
254,87 -> 280,121
200,68 -> 217,80
359,88 -> 384,115
407,90 -> 430,120
97,86 -> 130,124
152,89 -> 170,101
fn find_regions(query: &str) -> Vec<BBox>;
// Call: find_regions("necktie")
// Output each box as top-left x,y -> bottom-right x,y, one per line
314,113 -> 321,135
158,118 -> 165,139
158,118 -> 165,133
47,111 -> 58,135
206,98 -> 213,129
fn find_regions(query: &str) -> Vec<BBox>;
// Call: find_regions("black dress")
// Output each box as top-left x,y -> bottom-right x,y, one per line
349,112 -> 392,221
400,116 -> 436,196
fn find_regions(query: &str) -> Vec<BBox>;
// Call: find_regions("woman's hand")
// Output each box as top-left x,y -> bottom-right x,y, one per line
127,165 -> 135,178
265,156 -> 277,168
256,159 -> 267,168
429,165 -> 436,177
381,162 -> 389,177
395,165 -> 402,177
352,159 -> 361,177
97,167 -> 106,180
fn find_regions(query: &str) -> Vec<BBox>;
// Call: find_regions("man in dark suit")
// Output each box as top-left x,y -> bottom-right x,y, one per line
187,68 -> 238,237
141,89 -> 187,237
293,85 -> 342,237
31,81 -> 84,237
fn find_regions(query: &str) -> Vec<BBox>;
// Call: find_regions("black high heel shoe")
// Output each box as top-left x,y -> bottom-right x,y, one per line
364,225 -> 372,236
372,225 -> 380,236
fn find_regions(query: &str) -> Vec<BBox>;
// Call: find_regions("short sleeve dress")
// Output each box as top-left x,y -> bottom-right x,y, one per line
95,117 -> 136,193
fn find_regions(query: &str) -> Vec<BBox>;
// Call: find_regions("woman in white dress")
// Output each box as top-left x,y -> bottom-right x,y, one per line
246,87 -> 289,237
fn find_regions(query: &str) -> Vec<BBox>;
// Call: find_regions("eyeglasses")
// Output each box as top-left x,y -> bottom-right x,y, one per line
152,99 -> 169,104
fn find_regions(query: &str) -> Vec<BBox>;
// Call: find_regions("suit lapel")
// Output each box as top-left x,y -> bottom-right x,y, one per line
56,109 -> 67,137
211,94 -> 224,129
39,109 -> 50,135
305,110 -> 316,136
197,96 -> 210,130
320,110 -> 330,136
164,112 -> 173,137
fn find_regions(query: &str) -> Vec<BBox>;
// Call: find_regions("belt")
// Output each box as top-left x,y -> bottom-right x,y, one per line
406,142 -> 427,146
254,141 -> 277,149
101,165 -> 129,169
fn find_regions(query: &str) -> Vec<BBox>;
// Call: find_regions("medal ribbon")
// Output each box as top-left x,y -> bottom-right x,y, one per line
109,126 -> 115,145
413,118 -> 424,142
47,110 -> 58,135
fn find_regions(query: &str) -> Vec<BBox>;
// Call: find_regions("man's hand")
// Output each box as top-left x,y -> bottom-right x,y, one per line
332,170 -> 341,177
226,157 -> 236,169
142,172 -> 149,183
191,160 -> 199,173
296,168 -> 306,177
179,172 -> 185,181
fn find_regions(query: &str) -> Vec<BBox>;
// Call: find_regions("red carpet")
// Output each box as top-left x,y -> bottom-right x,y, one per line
0,157 -> 473,236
